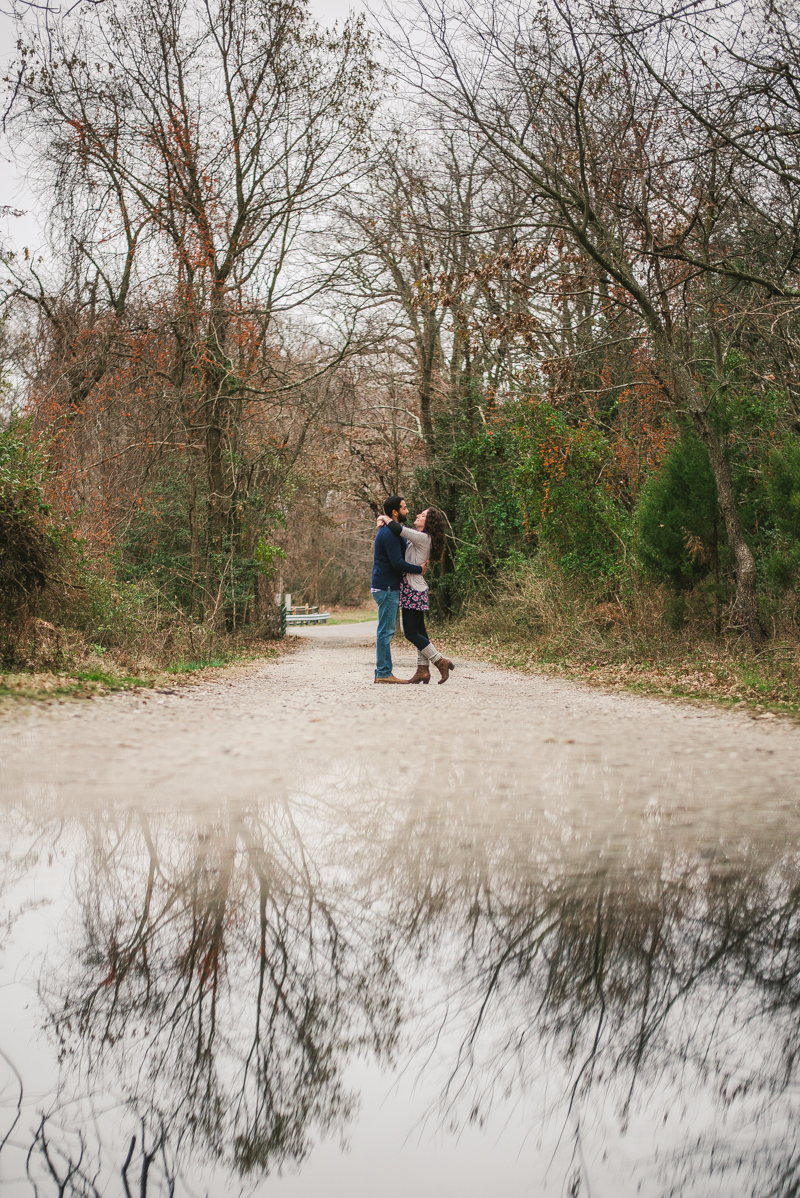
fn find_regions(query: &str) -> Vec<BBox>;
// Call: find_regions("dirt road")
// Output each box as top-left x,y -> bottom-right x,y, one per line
2,629 -> 800,850
3,628 -> 800,1198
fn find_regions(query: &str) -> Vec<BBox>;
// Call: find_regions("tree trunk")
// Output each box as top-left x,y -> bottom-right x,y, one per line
418,306 -> 439,457
189,473 -> 200,619
692,410 -> 761,643
254,574 -> 283,639
204,412 -> 226,626
203,297 -> 230,628
657,337 -> 762,644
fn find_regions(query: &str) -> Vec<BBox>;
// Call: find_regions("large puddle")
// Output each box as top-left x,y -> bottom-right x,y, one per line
2,778 -> 800,1196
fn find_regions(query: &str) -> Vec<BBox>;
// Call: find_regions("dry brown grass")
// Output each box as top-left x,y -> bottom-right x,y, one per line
0,570 -> 292,705
0,633 -> 295,707
440,568 -> 800,719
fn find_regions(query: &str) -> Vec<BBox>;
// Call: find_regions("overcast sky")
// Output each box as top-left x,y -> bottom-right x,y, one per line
0,0 -> 367,256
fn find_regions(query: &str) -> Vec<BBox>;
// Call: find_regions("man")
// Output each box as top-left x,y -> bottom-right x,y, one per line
371,496 -> 425,683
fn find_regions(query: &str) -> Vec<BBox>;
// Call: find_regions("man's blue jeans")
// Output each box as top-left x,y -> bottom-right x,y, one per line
373,589 -> 400,678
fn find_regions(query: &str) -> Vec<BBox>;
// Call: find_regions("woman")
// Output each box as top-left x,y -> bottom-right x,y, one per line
376,507 -> 455,684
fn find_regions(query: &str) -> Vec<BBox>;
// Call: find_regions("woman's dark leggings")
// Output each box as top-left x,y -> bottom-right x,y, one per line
401,608 -> 430,651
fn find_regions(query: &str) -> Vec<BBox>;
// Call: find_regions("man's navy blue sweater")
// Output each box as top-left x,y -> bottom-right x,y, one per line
371,524 -> 423,591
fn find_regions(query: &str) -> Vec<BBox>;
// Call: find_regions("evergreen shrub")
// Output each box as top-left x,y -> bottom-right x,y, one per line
0,420 -> 60,618
634,429 -> 720,592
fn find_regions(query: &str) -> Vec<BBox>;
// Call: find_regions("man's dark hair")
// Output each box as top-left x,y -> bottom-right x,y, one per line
383,495 -> 403,517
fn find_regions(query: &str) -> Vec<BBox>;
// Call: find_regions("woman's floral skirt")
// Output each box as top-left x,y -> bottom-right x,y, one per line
399,579 -> 429,610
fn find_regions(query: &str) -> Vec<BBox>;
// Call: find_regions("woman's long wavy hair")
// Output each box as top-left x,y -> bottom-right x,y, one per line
422,507 -> 446,564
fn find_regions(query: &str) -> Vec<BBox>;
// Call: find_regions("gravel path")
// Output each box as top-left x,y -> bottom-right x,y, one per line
2,630 -> 800,852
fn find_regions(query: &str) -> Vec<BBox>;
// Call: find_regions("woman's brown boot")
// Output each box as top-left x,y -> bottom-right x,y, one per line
406,665 -> 430,684
434,658 -> 455,684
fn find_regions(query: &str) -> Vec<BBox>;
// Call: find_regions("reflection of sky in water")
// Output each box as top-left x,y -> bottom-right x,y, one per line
1,774 -> 800,1196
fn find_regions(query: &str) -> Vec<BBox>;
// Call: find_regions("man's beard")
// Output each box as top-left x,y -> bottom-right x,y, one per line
397,514 -> 407,524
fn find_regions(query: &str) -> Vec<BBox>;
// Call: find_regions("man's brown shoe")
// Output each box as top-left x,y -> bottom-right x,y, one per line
374,674 -> 403,684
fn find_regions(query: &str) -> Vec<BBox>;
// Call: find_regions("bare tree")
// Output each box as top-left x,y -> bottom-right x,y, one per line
6,0 -> 377,622
378,0 -> 800,641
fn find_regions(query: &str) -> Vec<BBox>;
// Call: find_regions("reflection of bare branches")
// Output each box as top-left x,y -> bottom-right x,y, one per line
27,1115 -> 100,1198
40,801 -> 401,1185
390,823 -> 800,1194
9,774 -> 800,1195
25,1111 -> 177,1198
0,811 -> 60,1169
119,1123 -> 176,1198
0,1045 -> 23,1157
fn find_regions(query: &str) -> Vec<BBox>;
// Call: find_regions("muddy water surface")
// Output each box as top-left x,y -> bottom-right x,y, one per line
1,638 -> 800,1196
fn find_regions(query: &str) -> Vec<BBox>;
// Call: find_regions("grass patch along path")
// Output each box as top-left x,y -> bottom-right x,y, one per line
441,627 -> 800,722
0,642 -> 294,710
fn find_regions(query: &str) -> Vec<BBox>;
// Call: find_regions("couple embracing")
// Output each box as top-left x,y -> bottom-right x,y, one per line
371,495 -> 455,685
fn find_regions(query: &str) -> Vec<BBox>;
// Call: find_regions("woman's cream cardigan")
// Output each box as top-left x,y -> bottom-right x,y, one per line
397,525 -> 430,592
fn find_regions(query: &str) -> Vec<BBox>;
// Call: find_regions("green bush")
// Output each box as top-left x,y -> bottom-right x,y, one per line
418,397 -> 631,612
0,420 -> 60,617
121,471 -> 196,608
634,430 -> 721,591
763,438 -> 800,592
122,468 -> 286,629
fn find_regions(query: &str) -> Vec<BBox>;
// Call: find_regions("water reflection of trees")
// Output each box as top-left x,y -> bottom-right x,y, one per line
34,799 -> 401,1192
379,802 -> 800,1195
0,806 -> 64,1171
9,787 -> 800,1195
